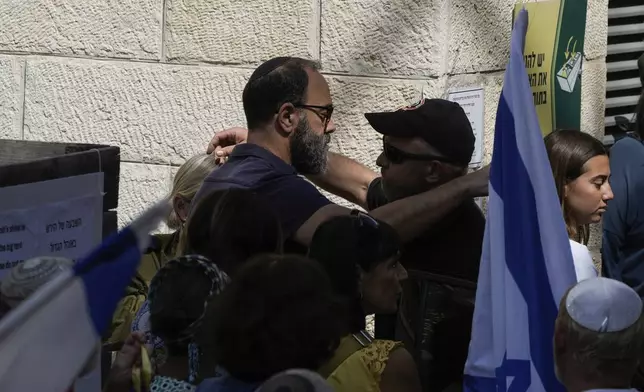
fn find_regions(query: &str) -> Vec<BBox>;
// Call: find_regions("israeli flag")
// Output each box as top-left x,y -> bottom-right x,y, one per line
463,9 -> 577,392
0,199 -> 171,392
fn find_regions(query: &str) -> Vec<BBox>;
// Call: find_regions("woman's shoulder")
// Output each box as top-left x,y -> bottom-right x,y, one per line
568,240 -> 597,281
568,238 -> 590,254
326,339 -> 405,392
358,339 -> 404,376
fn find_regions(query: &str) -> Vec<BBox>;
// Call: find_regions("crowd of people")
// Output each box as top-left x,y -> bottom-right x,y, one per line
1,55 -> 644,392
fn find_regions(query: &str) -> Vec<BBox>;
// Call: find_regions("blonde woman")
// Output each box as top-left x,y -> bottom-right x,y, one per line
544,130 -> 614,282
106,153 -> 219,347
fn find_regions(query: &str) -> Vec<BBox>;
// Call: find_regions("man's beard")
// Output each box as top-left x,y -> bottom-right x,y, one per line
290,116 -> 330,175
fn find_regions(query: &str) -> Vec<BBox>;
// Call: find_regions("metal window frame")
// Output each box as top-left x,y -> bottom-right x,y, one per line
604,1 -> 644,147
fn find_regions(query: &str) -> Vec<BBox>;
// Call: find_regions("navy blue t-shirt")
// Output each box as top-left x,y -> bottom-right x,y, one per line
192,144 -> 332,254
602,137 -> 644,296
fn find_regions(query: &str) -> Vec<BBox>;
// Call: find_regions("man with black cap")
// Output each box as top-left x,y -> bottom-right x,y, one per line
363,98 -> 485,392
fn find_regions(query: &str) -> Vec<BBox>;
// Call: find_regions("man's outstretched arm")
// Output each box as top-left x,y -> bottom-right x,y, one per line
295,166 -> 489,245
306,152 -> 379,210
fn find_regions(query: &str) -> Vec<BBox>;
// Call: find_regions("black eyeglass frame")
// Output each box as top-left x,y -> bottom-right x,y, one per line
294,104 -> 334,133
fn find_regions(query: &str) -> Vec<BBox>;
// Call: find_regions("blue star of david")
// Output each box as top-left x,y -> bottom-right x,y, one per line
495,353 -> 531,392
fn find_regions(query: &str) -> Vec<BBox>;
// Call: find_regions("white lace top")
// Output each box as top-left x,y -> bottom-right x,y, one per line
150,375 -> 196,392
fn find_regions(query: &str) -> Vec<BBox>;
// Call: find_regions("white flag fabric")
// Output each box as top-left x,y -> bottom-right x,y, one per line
0,199 -> 170,392
463,8 -> 577,392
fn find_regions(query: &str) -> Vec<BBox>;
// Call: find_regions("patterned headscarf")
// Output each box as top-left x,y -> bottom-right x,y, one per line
1,257 -> 73,308
133,254 -> 229,383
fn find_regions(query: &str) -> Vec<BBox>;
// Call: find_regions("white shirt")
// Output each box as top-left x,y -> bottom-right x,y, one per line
570,239 -> 598,282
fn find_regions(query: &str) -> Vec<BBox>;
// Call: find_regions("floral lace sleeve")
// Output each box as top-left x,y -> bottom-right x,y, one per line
361,340 -> 404,384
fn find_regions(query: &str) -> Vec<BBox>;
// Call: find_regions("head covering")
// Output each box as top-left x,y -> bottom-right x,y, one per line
0,257 -> 73,308
144,254 -> 230,383
365,98 -> 475,166
308,211 -> 401,272
565,277 -> 643,333
256,369 -> 334,392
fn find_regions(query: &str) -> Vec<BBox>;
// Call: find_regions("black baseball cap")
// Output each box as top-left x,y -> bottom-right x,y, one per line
365,98 -> 475,166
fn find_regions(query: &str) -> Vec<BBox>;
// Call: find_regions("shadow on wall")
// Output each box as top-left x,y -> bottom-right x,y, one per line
445,1 -> 514,74
324,0 -> 515,76
322,0 -> 444,76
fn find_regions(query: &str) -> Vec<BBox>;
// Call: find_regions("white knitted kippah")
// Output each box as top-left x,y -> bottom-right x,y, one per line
566,277 -> 642,333
0,256 -> 73,308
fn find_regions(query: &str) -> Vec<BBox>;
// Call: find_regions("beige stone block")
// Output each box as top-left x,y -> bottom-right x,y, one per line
446,73 -> 505,165
580,60 -> 606,140
0,57 -> 24,139
118,162 -> 172,228
321,0 -> 447,77
448,0 -> 515,74
584,0 -> 608,60
0,0 -> 162,59
165,0 -> 319,64
23,58 -> 249,165
327,75 -> 445,170
588,222 -> 602,269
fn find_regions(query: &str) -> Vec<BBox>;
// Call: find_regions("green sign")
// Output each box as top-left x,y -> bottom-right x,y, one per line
514,0 -> 587,135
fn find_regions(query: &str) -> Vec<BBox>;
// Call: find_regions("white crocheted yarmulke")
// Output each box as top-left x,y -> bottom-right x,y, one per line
0,256 -> 73,308
566,277 -> 642,333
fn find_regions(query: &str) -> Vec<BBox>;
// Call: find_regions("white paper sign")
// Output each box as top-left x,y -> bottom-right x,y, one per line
0,173 -> 104,391
447,87 -> 485,167
0,173 -> 103,276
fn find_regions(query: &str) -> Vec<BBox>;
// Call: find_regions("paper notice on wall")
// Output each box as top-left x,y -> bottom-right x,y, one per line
0,173 -> 104,391
447,87 -> 485,168
0,174 -> 103,278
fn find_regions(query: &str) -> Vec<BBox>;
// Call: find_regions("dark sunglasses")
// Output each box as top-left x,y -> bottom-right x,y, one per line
295,104 -> 334,133
382,136 -> 456,165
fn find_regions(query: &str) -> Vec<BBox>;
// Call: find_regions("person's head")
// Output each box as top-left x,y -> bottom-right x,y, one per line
0,257 -> 73,309
544,130 -> 614,243
148,255 -> 229,368
242,57 -> 335,175
184,188 -> 283,276
554,277 -> 644,390
308,213 -> 407,332
366,98 -> 475,201
258,369 -> 334,392
168,154 -> 219,230
199,254 -> 345,383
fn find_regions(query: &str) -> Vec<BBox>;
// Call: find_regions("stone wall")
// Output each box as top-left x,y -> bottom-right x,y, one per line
0,0 -> 608,246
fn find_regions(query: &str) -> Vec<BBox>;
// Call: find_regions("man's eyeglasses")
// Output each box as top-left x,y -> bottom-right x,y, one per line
382,136 -> 456,165
295,104 -> 334,133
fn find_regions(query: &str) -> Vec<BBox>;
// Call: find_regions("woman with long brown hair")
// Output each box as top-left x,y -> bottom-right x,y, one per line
544,129 -> 614,281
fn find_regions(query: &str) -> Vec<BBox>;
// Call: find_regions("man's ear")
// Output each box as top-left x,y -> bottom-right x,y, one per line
276,103 -> 299,136
423,161 -> 442,184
